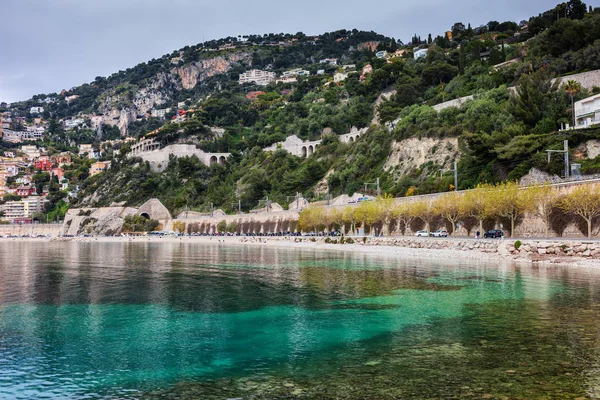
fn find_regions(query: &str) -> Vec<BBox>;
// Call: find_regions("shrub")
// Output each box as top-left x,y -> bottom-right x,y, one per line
514,240 -> 522,250
345,237 -> 355,244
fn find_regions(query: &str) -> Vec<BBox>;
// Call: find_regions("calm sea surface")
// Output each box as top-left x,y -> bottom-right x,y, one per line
1,241 -> 600,399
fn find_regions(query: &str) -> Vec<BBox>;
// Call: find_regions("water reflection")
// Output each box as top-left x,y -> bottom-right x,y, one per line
1,242 -> 600,399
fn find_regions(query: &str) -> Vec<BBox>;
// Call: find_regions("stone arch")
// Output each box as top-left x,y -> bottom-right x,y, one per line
219,156 -> 226,165
137,198 -> 172,222
349,136 -> 355,143
308,145 -> 314,156
301,146 -> 307,158
209,155 -> 218,165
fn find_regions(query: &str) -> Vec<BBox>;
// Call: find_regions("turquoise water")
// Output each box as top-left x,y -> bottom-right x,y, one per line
1,242 -> 599,399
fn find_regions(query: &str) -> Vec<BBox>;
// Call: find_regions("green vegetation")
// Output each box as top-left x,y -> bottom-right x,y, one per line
5,1 -> 600,217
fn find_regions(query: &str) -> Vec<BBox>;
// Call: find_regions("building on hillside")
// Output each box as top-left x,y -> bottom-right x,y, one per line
64,118 -> 84,130
90,161 -> 111,177
282,69 -> 310,78
316,69 -> 325,75
151,108 -> 170,119
414,48 -> 428,59
238,69 -> 276,86
210,127 -> 226,138
30,107 -> 44,114
0,195 -> 46,222
15,176 -> 32,185
376,51 -> 388,59
574,94 -> 600,129
23,125 -> 45,140
2,129 -> 22,143
20,145 -> 43,159
78,144 -> 102,159
342,64 -> 356,70
65,95 -> 79,104
51,168 -> 64,181
55,153 -> 72,166
393,49 -> 407,58
361,64 -> 373,78
333,72 -> 348,83
445,31 -> 453,40
15,186 -> 37,197
246,91 -> 266,100
2,163 -> 19,177
275,76 -> 297,84
319,58 -> 338,66
34,156 -> 54,171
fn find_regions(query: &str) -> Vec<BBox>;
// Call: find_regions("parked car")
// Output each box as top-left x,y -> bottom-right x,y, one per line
484,230 -> 504,238
431,230 -> 448,237
415,230 -> 429,237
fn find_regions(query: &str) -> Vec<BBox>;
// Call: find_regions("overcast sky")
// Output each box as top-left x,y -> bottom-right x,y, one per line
0,0 -> 569,103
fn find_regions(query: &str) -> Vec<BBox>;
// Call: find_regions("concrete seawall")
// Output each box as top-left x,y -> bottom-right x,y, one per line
0,224 -> 62,237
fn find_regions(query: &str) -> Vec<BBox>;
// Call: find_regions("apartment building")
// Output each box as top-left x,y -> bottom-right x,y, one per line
575,94 -> 600,129
1,196 -> 46,221
238,69 -> 276,86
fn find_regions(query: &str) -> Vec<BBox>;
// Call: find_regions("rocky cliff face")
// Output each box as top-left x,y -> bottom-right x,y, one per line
177,53 -> 250,89
384,137 -> 460,176
97,52 -> 252,135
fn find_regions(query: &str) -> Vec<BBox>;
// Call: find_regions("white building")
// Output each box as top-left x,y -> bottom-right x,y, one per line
574,94 -> 600,129
282,68 -> 310,78
64,119 -> 84,130
151,108 -> 170,119
30,107 -> 44,114
317,69 -> 326,75
333,72 -> 349,83
276,76 -> 297,84
414,48 -> 428,59
319,58 -> 338,66
375,51 -> 388,59
238,69 -> 276,86
23,125 -> 45,140
0,196 -> 47,221
20,145 -> 43,159
78,144 -> 102,159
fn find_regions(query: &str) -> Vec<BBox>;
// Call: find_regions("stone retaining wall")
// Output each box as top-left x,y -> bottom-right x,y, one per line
290,236 -> 600,263
0,224 -> 62,236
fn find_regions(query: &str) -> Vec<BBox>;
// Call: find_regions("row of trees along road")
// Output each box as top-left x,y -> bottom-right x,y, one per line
298,183 -> 600,239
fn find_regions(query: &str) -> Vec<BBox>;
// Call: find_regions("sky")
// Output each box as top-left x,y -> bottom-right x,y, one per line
0,0 -> 565,103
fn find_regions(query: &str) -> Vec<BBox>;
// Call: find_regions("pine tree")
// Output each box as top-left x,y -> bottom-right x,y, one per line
427,34 -> 432,44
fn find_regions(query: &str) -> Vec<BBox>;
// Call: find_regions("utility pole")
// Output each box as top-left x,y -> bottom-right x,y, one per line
440,162 -> 458,191
546,140 -> 570,179
364,178 -> 381,196
453,160 -> 458,191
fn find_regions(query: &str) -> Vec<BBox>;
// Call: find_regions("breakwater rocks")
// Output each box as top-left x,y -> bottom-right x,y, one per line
295,236 -> 600,264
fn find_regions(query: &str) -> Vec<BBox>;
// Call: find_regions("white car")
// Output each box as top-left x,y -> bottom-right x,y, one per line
431,230 -> 448,237
415,230 -> 429,237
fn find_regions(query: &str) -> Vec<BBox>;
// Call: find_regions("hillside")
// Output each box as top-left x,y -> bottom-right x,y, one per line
2,0 -> 600,220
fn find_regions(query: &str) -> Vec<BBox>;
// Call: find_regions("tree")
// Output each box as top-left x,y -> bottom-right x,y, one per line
394,203 -> 415,235
427,34 -> 433,44
492,182 -> 535,238
375,194 -> 396,235
461,184 -> 494,234
410,199 -> 436,232
563,80 -> 582,128
530,184 -> 560,238
452,22 -> 466,38
172,220 -> 186,234
433,192 -> 463,235
559,184 -> 600,238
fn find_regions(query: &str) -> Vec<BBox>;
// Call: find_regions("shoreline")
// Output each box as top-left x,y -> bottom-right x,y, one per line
3,235 -> 600,269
